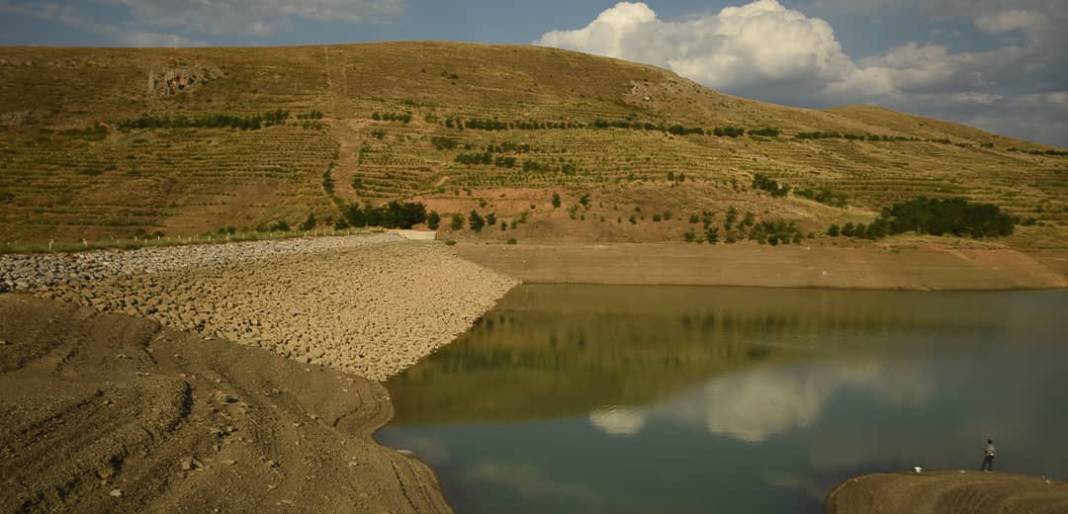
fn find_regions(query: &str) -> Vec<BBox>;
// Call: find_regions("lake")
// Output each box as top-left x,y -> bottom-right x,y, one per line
379,285 -> 1068,513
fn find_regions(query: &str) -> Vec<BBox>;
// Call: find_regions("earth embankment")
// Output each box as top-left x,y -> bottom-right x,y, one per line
2,233 -> 519,380
0,294 -> 452,513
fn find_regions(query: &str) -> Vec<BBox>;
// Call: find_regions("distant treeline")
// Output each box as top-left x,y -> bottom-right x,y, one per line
1008,147 -> 1068,157
118,110 -> 292,131
796,131 -> 918,142
372,112 -> 413,123
828,197 -> 1015,240
437,115 -> 779,138
337,201 -> 428,229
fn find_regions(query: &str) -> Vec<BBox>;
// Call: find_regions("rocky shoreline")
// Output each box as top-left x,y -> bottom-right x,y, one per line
1,233 -> 519,380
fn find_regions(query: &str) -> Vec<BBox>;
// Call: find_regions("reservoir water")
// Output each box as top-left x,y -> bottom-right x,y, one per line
379,285 -> 1068,513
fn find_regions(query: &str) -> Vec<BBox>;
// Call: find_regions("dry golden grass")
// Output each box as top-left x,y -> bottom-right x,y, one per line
1,42 -> 1065,249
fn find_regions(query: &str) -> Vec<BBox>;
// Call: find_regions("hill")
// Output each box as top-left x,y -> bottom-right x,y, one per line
1,42 -> 1066,250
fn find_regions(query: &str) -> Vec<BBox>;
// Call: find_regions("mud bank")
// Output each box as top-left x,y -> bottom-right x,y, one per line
0,294 -> 452,513
457,242 -> 1067,290
826,471 -> 1068,514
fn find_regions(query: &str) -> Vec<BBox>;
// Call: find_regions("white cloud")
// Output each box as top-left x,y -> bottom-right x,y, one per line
0,1 -> 206,47
537,0 -> 882,101
589,406 -> 646,436
100,0 -> 405,36
537,0 -> 1068,145
974,10 -> 1047,35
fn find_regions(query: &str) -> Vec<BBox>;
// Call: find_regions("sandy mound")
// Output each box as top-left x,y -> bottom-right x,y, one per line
826,471 -> 1068,514
4,234 -> 519,380
0,294 -> 451,513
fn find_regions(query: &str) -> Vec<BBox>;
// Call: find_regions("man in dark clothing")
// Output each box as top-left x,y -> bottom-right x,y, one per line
981,439 -> 996,471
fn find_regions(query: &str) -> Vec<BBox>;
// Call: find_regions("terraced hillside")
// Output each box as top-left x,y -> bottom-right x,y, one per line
1,42 -> 1066,248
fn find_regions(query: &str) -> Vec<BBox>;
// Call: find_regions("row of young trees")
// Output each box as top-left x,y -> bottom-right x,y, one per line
796,131 -> 916,142
371,112 -> 413,123
118,110 -> 291,131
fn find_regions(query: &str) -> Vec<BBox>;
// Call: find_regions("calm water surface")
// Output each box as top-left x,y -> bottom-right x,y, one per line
379,285 -> 1068,513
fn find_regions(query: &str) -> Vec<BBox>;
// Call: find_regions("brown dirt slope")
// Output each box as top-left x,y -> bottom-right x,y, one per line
826,471 -> 1068,514
1,42 -> 1065,249
0,294 -> 451,514
456,242 -> 1068,290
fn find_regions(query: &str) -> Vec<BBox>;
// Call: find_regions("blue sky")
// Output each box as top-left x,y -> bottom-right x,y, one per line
1,0 -> 1066,145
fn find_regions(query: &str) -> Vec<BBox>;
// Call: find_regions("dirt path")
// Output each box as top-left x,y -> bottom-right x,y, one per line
455,242 -> 1068,290
826,471 -> 1068,514
0,294 -> 452,513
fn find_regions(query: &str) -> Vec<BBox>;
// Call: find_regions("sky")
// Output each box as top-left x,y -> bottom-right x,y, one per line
1,0 -> 1065,146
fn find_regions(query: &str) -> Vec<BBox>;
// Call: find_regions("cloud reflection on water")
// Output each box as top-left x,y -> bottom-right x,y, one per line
588,358 -> 935,443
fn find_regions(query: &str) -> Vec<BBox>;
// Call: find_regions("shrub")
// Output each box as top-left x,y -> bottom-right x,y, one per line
752,174 -> 790,197
469,210 -> 485,232
796,188 -> 848,207
507,238 -> 517,245
748,127 -> 781,138
299,213 -> 317,231
706,228 -> 720,244
827,224 -> 840,237
579,193 -> 590,207
876,197 -> 1015,238
713,126 -> 745,138
451,213 -> 465,230
841,222 -> 855,237
431,136 -> 457,150
427,211 -> 441,230
445,240 -> 457,246
552,193 -> 561,208
343,201 -> 427,229
486,212 -> 497,226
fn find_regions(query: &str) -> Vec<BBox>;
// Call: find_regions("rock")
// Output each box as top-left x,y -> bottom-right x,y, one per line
109,489 -> 123,497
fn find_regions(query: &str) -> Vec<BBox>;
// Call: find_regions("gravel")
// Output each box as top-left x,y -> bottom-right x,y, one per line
1,233 -> 519,380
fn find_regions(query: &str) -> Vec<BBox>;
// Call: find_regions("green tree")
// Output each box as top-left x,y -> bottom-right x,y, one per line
300,213 -> 317,231
827,224 -> 840,237
469,210 -> 485,232
486,212 -> 497,226
427,211 -> 441,230
451,213 -> 465,230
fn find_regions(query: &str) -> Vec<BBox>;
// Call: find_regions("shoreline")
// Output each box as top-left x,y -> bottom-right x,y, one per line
4,234 -> 1066,512
826,470 -> 1068,514
455,241 -> 1068,291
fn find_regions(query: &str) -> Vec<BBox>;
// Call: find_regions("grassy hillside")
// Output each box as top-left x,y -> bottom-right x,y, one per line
1,42 -> 1065,248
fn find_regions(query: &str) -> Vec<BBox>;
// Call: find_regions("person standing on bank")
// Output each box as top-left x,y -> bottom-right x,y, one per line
981,439 -> 996,471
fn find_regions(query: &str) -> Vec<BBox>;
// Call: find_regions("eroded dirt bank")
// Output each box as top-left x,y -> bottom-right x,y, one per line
0,294 -> 452,513
457,242 -> 1068,290
826,471 -> 1068,514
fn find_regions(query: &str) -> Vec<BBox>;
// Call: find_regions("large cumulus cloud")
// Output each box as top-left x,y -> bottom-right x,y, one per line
536,1 -> 1068,146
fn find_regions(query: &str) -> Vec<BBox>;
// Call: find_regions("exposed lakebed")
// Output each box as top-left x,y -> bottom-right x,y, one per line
380,285 -> 1068,513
